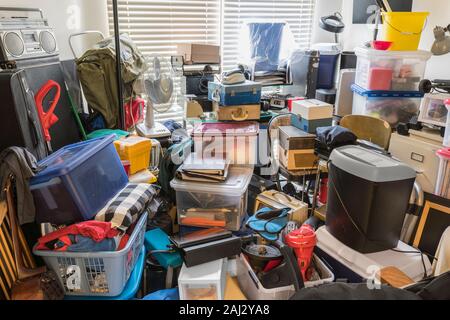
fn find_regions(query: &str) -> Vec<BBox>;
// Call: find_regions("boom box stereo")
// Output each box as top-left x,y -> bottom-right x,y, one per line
0,8 -> 58,68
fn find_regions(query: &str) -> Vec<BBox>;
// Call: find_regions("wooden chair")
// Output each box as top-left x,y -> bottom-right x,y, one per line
0,176 -> 43,300
340,115 -> 392,150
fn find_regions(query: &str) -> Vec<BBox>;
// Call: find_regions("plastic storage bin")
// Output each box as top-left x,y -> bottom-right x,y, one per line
170,166 -> 253,231
435,148 -> 450,199
178,258 -> 227,300
114,136 -> 152,175
351,84 -> 423,127
30,135 -> 128,225
355,47 -> 431,91
192,122 -> 259,165
236,253 -> 334,300
315,226 -> 431,283
33,211 -> 148,297
311,43 -> 340,89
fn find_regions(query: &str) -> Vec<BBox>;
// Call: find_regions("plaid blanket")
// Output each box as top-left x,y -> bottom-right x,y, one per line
95,183 -> 156,232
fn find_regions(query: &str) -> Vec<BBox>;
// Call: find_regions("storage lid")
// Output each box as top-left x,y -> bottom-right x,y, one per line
279,126 -> 315,139
170,166 -> 253,196
114,135 -> 151,147
316,227 -> 431,281
179,258 -> 226,281
354,47 -> 432,60
437,148 -> 450,159
30,135 -> 116,185
192,121 -> 260,137
209,80 -> 262,91
351,84 -> 424,98
329,145 -> 416,182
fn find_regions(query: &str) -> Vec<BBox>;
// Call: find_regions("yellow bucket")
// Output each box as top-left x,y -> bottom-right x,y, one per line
381,12 -> 429,51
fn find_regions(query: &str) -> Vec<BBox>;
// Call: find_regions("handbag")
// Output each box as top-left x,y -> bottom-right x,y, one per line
4,176 -> 64,300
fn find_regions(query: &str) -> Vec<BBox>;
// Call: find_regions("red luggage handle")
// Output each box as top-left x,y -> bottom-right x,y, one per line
35,80 -> 60,142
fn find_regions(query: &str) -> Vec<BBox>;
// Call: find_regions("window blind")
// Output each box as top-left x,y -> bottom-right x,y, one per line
107,0 -> 316,121
221,0 -> 316,71
107,0 -> 220,122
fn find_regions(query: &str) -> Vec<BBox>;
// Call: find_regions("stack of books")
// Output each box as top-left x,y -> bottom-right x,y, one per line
176,157 -> 230,183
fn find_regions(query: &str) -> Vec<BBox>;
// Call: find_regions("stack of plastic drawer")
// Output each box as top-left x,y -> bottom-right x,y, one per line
352,47 -> 432,127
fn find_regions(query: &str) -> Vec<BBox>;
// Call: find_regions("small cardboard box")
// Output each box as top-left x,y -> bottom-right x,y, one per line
177,43 -> 220,64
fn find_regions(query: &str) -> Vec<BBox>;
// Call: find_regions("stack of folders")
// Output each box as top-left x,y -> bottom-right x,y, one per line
176,158 -> 230,183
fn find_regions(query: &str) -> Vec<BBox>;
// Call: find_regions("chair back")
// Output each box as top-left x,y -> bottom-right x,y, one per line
0,177 -> 38,300
340,115 -> 392,150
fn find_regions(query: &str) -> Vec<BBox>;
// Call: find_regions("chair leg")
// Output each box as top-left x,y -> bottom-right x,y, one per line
165,266 -> 173,289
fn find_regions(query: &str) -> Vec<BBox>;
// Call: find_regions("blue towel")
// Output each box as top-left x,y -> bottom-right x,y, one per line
142,288 -> 179,300
246,207 -> 290,241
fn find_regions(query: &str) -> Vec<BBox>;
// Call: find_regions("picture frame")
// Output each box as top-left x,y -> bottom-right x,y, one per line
413,193 -> 450,257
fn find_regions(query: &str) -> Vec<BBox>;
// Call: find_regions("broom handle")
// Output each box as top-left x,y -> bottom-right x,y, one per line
382,0 -> 392,12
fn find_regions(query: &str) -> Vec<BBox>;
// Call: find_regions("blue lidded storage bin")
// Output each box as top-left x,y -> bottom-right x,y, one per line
30,135 -> 128,225
317,52 -> 340,89
208,80 -> 262,106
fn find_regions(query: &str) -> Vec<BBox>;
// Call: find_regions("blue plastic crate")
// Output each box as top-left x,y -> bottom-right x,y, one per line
30,135 -> 128,225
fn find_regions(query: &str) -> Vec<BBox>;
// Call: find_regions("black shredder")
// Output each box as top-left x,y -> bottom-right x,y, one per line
326,145 -> 416,253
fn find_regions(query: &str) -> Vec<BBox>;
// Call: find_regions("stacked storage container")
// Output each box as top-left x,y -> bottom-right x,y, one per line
208,80 -> 262,122
352,47 -> 431,127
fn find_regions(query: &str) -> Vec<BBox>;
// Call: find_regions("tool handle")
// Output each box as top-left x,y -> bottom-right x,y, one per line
35,80 -> 61,141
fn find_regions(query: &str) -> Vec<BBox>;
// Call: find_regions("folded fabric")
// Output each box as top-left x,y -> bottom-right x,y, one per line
66,235 -> 117,252
142,288 -> 179,300
36,221 -> 120,251
432,227 -> 450,276
316,126 -> 357,150
95,183 -> 155,232
246,207 -> 290,241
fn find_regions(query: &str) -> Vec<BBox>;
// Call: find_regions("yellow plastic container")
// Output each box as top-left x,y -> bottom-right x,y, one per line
129,169 -> 157,184
114,136 -> 152,175
381,12 -> 429,51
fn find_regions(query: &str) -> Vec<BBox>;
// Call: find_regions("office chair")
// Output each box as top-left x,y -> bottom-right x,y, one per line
340,114 -> 392,150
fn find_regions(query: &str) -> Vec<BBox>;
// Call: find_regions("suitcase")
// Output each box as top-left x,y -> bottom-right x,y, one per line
279,126 -> 316,150
214,103 -> 261,121
279,146 -> 318,171
21,56 -> 81,151
208,80 -> 262,106
0,69 -> 48,159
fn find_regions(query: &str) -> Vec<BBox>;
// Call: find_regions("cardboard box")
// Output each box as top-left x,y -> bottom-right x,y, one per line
279,126 -> 316,150
279,146 -> 318,171
177,43 -> 220,64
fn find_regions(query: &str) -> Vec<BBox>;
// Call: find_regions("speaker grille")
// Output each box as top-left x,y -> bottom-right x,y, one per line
4,32 -> 24,57
39,31 -> 57,54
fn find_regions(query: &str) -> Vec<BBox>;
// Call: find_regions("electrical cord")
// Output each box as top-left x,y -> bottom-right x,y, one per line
326,160 -> 430,279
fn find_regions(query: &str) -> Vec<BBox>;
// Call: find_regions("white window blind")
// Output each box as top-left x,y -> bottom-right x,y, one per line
221,0 -> 316,71
107,0 -> 316,120
107,0 -> 220,122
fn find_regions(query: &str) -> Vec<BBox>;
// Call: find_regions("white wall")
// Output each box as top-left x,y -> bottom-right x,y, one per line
1,0 -> 109,60
312,0 -> 450,79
